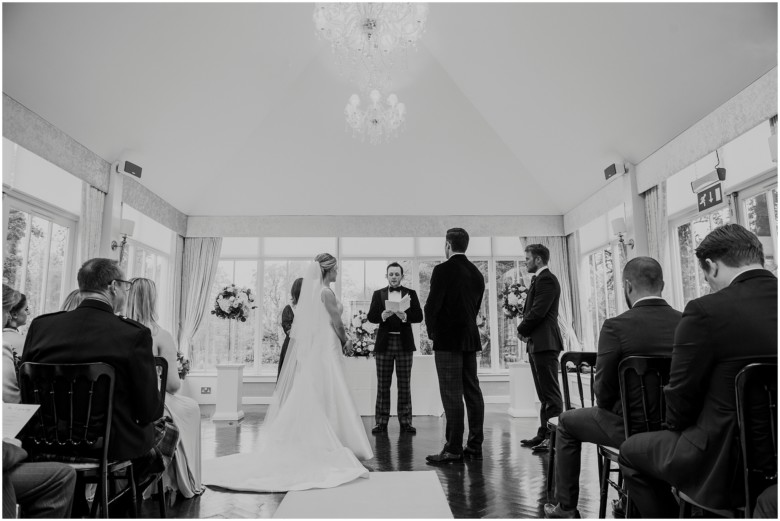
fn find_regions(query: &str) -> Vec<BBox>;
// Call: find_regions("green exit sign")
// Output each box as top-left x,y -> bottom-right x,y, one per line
697,183 -> 724,212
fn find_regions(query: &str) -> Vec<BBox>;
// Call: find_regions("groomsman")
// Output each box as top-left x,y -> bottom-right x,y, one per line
424,228 -> 486,463
367,262 -> 423,434
517,243 -> 564,453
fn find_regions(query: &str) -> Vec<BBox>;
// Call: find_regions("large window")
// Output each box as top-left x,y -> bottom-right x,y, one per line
495,260 -> 527,367
741,185 -> 778,275
261,259 -> 310,369
583,245 -> 621,349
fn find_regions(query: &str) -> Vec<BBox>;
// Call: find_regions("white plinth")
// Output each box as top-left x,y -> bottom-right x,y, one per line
212,363 -> 245,423
343,355 -> 443,417
507,362 -> 539,417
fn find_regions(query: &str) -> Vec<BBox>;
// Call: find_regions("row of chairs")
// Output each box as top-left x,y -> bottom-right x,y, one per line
17,358 -> 170,518
546,352 -> 777,519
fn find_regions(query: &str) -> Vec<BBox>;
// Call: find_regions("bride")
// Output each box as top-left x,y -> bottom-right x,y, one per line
202,253 -> 373,492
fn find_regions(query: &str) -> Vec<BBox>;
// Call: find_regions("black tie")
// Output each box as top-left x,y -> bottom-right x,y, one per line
530,275 -> 537,288
389,287 -> 401,293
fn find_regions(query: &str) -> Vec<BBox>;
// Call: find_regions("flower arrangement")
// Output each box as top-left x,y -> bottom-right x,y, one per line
177,351 -> 191,379
500,281 -> 529,319
211,284 -> 257,322
347,310 -> 374,358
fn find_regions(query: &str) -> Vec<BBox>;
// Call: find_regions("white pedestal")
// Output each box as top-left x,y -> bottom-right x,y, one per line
212,363 -> 245,424
507,361 -> 539,417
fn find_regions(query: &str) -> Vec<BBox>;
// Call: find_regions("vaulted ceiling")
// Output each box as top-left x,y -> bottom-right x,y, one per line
3,3 -> 777,217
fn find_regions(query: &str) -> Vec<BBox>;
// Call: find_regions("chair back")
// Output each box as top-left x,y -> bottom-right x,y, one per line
560,351 -> 597,410
618,355 -> 672,437
18,362 -> 115,466
736,362 -> 778,518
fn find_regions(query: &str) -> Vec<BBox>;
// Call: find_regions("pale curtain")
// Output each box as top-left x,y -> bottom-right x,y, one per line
566,231 -> 583,347
644,180 -> 671,301
171,234 -> 185,343
79,183 -> 105,265
522,236 -> 579,351
178,237 -> 222,357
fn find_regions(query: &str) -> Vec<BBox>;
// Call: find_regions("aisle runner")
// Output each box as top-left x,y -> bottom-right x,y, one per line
273,471 -> 453,518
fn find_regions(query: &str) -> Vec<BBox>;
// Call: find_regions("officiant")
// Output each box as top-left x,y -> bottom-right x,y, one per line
367,262 -> 423,434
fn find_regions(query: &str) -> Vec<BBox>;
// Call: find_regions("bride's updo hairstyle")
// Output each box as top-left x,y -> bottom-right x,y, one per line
315,253 -> 338,279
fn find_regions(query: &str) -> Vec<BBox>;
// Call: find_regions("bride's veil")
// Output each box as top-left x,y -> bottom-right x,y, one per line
264,261 -> 325,426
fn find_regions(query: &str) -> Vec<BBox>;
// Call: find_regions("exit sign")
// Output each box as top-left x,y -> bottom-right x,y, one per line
697,183 -> 724,212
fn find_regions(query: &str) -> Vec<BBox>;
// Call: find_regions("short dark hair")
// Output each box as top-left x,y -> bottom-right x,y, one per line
623,257 -> 664,293
386,262 -> 404,276
446,228 -> 469,253
290,277 -> 303,305
695,224 -> 764,270
10,293 -> 27,315
525,243 -> 550,265
77,258 -> 124,292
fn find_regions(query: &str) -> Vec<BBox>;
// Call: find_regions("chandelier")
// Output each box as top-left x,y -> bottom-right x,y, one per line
314,3 -> 428,71
345,90 -> 406,145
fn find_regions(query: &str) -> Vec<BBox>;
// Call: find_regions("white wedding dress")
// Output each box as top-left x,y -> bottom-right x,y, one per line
202,263 -> 373,492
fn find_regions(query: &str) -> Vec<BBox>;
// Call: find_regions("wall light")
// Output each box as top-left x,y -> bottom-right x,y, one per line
611,217 -> 634,259
110,219 -> 135,262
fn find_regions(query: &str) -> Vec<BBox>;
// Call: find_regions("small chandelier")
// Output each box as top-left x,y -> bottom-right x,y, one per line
314,3 -> 428,71
345,90 -> 406,145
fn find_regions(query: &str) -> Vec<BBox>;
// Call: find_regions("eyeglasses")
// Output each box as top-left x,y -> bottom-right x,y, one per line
112,279 -> 134,290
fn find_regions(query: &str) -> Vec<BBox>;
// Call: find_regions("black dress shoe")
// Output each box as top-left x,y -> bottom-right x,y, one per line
532,439 -> 550,453
425,450 -> 463,464
463,447 -> 483,460
371,423 -> 388,434
400,424 -> 417,434
520,435 -> 544,447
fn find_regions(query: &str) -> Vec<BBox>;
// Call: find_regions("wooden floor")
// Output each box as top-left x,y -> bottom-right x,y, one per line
141,404 -> 620,519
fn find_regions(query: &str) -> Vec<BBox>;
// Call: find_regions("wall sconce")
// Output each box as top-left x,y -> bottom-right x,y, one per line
110,219 -> 135,262
611,217 -> 634,258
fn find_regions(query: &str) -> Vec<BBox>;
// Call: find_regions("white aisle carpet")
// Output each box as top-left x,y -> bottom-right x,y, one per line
272,471 -> 453,519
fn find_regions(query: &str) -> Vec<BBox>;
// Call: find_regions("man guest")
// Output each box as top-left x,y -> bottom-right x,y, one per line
517,243 -> 564,453
544,257 -> 681,518
619,224 -> 777,517
424,228 -> 486,463
367,262 -> 423,434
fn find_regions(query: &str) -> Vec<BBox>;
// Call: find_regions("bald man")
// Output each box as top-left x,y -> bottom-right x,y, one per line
544,257 -> 681,519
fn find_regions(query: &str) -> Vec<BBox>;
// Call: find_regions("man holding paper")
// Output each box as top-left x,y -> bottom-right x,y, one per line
367,262 -> 423,434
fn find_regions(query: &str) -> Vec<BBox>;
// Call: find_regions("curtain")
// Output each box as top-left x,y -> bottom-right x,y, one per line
79,183 -> 105,265
566,231 -> 583,347
522,236 -> 579,351
178,237 -> 222,357
171,234 -> 185,344
644,180 -> 671,301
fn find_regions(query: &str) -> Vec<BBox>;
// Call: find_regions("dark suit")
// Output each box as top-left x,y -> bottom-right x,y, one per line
367,286 -> 423,426
277,304 -> 294,378
21,299 -> 163,462
619,269 -> 778,517
424,254 -> 486,454
517,267 -> 565,438
554,299 -> 681,509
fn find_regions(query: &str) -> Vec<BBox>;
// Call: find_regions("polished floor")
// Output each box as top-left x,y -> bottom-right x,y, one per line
141,404 -> 619,518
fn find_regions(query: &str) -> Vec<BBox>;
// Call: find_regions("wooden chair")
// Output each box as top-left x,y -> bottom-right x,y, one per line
598,355 -> 671,518
136,356 -> 169,517
18,362 -> 137,518
546,351 -> 597,503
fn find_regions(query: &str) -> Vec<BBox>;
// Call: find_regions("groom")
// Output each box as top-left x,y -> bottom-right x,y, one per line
367,262 -> 423,434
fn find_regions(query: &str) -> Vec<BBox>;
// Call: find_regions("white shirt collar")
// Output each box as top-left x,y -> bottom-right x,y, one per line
535,266 -> 549,275
633,296 -> 665,305
449,252 -> 465,257
728,267 -> 765,286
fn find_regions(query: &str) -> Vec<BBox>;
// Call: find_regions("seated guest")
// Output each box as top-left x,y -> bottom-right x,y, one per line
3,439 -> 77,518
3,285 -> 22,403
544,257 -> 681,518
619,224 -> 777,517
21,258 -> 170,488
127,277 -> 204,500
278,277 -> 303,378
59,289 -> 83,311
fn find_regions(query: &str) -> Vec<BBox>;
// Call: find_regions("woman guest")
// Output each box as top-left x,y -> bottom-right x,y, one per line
60,289 -> 83,311
278,277 -> 303,378
126,278 -> 204,500
2,285 -> 22,403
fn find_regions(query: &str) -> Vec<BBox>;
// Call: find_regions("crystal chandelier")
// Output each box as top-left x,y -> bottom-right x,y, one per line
314,3 -> 428,72
345,90 -> 406,145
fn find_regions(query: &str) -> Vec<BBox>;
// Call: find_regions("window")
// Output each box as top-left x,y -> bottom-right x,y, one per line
125,241 -> 170,329
495,260 -> 528,367
583,245 -> 621,349
3,199 -> 76,323
341,259 -> 413,324
261,259 -> 310,370
416,259 -> 440,355
740,185 -> 778,276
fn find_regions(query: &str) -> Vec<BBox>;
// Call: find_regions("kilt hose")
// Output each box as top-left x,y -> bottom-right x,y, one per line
375,335 -> 414,426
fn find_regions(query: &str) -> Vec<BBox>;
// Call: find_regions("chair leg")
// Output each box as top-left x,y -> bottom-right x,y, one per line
100,472 -> 109,518
598,457 -> 611,519
127,465 -> 138,518
679,497 -> 691,518
547,430 -> 556,503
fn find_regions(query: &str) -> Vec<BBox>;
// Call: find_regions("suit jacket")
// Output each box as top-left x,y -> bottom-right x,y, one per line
21,299 -> 162,461
367,286 -> 423,353
594,298 -> 681,431
663,269 -> 777,508
423,255 -> 485,352
517,268 -> 564,354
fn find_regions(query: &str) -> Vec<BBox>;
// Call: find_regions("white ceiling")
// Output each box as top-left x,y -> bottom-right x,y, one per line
2,2 -> 777,217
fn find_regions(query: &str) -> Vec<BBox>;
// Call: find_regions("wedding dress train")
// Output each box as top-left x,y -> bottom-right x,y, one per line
202,263 -> 373,492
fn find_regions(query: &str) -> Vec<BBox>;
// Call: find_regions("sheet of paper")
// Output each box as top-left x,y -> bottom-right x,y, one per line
385,295 -> 411,313
3,403 -> 39,438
